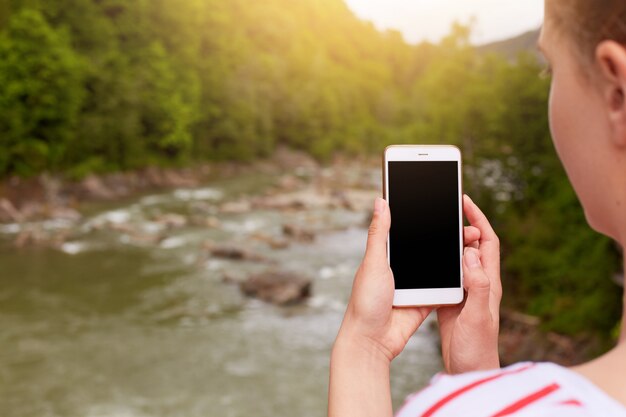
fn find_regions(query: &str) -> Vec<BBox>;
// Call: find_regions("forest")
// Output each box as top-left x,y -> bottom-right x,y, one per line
0,0 -> 622,345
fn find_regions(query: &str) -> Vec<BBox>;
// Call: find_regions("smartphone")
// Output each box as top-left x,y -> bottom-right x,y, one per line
383,145 -> 464,306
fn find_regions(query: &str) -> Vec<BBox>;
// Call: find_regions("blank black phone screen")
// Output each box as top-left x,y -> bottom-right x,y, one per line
388,161 -> 461,289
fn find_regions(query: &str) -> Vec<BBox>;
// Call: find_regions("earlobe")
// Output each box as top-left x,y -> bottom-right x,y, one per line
596,41 -> 626,147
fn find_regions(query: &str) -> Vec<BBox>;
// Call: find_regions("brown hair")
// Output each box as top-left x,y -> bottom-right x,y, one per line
546,0 -> 626,65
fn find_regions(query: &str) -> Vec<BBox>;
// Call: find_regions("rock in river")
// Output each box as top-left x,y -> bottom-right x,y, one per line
239,270 -> 312,305
154,213 -> 188,229
0,198 -> 24,223
202,240 -> 271,263
282,223 -> 315,242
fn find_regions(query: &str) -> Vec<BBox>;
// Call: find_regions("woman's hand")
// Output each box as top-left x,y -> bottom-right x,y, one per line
328,196 -> 502,417
330,197 -> 427,417
437,195 -> 502,374
334,197 -> 433,363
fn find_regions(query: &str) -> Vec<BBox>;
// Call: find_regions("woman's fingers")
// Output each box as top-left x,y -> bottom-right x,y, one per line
461,247 -> 491,322
463,195 -> 502,315
464,225 -> 480,246
460,247 -> 500,369
350,198 -> 394,317
463,195 -> 500,274
361,198 -> 391,274
463,195 -> 498,243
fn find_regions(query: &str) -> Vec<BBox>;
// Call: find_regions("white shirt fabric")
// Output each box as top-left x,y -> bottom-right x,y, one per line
395,361 -> 626,417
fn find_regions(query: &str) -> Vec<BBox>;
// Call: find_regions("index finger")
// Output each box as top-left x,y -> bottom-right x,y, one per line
463,194 -> 500,276
464,225 -> 480,248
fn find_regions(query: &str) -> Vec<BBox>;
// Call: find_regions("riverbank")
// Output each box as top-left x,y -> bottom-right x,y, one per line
0,151 -> 383,255
498,309 -> 604,366
0,147 -> 362,224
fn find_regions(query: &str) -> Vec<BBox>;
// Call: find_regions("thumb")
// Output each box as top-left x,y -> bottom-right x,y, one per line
461,247 -> 492,322
362,198 -> 390,270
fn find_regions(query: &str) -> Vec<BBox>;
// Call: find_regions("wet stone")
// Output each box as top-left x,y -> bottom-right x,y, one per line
282,223 -> 315,242
220,200 -> 252,214
202,240 -> 271,263
239,269 -> 312,305
80,175 -> 115,200
153,213 -> 188,229
250,232 -> 290,249
45,206 -> 82,222
0,198 -> 23,223
190,215 -> 221,229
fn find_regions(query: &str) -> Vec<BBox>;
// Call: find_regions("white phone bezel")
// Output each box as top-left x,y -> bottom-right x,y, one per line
384,145 -> 464,307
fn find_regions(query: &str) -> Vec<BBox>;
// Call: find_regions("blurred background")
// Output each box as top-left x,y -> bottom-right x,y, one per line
0,1 -> 623,416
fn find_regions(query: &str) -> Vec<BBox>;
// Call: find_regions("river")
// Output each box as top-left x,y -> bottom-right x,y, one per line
0,167 -> 442,417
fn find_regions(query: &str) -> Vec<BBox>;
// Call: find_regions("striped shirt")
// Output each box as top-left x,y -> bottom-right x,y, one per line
396,362 -> 626,417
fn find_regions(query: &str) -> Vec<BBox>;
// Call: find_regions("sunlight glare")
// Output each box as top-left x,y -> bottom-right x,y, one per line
344,0 -> 544,44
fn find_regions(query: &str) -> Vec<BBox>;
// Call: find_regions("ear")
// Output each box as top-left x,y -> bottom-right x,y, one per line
595,41 -> 626,147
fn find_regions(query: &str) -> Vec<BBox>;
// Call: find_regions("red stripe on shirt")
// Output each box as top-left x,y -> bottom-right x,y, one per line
419,364 -> 536,417
558,399 -> 583,407
490,383 -> 561,417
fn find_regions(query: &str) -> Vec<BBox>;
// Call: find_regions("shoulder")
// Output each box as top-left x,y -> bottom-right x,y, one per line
395,362 -> 625,417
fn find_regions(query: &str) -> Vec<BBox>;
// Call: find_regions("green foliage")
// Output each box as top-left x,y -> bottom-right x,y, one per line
503,175 -> 622,335
0,8 -> 83,176
0,0 -> 622,340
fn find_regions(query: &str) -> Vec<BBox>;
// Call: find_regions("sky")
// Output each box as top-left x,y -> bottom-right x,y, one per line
343,0 -> 544,45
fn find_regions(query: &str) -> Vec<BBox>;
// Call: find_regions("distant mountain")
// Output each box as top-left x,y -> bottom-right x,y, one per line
477,28 -> 543,61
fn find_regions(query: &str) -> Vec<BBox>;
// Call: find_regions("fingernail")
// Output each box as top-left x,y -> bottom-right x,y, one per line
464,248 -> 481,269
374,198 -> 385,214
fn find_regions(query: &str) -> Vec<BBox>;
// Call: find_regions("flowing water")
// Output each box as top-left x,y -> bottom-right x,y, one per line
0,169 -> 442,417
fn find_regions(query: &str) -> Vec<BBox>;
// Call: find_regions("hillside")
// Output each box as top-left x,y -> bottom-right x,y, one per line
478,28 -> 543,61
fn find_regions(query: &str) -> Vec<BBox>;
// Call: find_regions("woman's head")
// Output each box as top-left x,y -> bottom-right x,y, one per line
545,0 -> 626,68
540,0 -> 626,242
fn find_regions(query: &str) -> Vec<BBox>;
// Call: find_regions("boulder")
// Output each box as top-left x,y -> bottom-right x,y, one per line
190,215 -> 221,229
80,175 -> 114,199
14,226 -> 68,248
143,167 -> 165,188
161,170 -> 197,188
250,232 -> 289,249
282,223 -> 315,242
251,194 -> 308,211
154,213 -> 188,228
205,216 -> 221,228
46,206 -> 82,222
276,174 -> 303,191
220,200 -> 252,214
202,241 -> 270,262
18,201 -> 44,220
0,198 -> 23,223
272,146 -> 319,172
239,269 -> 311,305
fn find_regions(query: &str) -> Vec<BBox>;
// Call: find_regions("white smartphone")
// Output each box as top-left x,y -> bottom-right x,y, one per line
383,145 -> 464,306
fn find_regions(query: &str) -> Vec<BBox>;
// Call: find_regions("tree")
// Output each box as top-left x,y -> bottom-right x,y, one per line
0,8 -> 83,176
